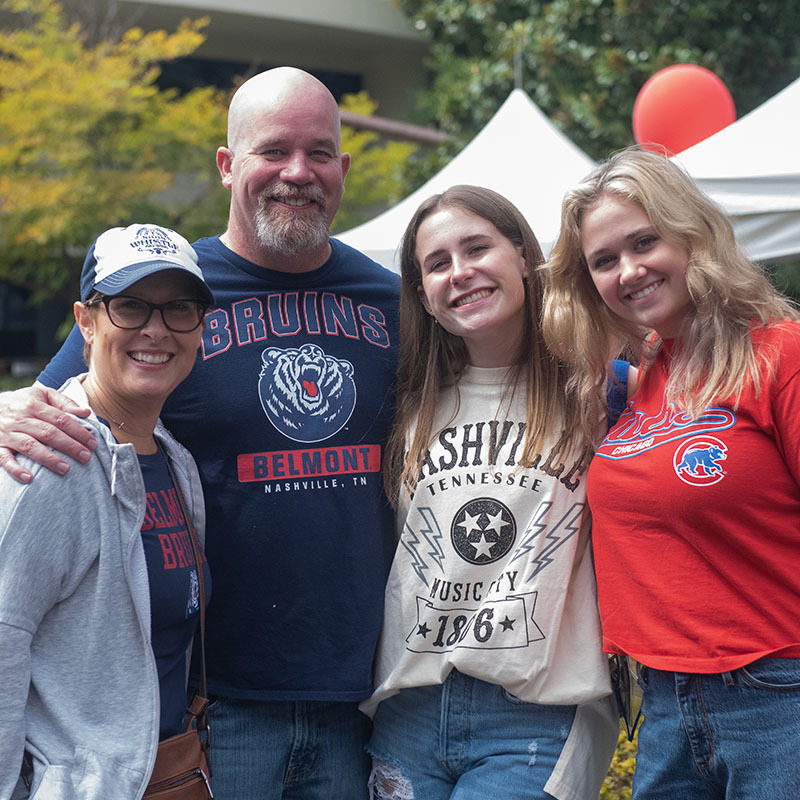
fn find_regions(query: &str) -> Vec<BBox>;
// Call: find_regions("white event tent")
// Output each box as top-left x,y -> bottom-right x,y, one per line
337,89 -> 595,270
339,78 -> 800,270
677,75 -> 800,263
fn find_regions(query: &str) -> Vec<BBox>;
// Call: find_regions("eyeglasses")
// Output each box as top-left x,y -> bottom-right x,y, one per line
86,295 -> 207,332
609,654 -> 643,741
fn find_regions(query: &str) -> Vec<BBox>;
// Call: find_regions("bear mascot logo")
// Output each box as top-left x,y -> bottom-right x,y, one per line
258,343 -> 357,443
673,435 -> 728,486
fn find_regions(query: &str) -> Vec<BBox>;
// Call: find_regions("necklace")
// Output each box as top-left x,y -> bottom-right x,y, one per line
90,395 -> 154,441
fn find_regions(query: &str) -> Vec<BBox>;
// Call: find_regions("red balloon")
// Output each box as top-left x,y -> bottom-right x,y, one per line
633,65 -> 736,154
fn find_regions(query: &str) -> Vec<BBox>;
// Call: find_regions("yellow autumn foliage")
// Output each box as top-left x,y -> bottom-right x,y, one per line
336,91 -> 419,232
0,0 -> 419,304
600,722 -> 638,800
0,0 -> 228,301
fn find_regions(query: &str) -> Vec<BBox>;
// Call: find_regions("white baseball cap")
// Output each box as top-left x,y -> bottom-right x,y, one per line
81,224 -> 214,305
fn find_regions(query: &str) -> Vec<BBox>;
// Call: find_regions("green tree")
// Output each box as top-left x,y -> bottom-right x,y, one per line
0,0 -> 229,303
398,0 -> 800,159
335,91 -> 419,233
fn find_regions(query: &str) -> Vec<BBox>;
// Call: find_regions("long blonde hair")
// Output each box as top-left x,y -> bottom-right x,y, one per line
544,147 -> 799,441
384,185 -> 589,507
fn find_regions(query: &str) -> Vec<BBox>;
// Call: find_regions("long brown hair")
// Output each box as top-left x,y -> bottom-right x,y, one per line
384,185 -> 589,506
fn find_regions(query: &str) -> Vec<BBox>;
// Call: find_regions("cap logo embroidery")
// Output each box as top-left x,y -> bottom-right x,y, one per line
130,226 -> 180,257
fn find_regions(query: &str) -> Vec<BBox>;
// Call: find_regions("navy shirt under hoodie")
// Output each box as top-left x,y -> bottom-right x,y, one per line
137,444 -> 211,737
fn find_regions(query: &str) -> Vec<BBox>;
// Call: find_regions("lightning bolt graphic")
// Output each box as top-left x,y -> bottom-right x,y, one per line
527,502 -> 585,581
418,507 -> 446,571
401,506 -> 445,587
510,500 -> 552,565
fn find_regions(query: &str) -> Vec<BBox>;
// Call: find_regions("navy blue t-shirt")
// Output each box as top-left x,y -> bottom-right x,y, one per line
138,446 -> 211,738
41,236 -> 400,701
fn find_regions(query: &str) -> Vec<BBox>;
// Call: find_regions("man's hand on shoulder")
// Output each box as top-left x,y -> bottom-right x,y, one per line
0,383 -> 97,483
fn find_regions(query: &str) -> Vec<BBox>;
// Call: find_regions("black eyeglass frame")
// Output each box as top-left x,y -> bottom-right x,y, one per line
85,294 -> 208,333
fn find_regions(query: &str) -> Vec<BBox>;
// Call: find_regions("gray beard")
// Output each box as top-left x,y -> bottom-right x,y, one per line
255,194 -> 330,257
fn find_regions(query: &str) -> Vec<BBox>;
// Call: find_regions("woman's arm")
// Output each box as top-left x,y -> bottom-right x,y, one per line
0,625 -> 34,794
0,467 -> 96,788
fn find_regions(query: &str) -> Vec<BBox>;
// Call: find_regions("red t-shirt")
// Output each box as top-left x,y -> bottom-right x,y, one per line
588,321 -> 800,672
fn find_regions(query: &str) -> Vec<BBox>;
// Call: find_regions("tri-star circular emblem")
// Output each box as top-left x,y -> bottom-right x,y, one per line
451,497 -> 516,565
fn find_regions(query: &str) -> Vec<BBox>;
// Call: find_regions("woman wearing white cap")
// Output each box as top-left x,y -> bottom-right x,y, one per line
0,224 -> 214,799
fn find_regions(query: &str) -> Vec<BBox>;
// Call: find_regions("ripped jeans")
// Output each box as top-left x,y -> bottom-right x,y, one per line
366,670 -> 576,800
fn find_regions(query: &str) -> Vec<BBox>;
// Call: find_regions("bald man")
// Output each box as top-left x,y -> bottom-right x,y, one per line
217,68 -> 351,271
1,67 -> 400,799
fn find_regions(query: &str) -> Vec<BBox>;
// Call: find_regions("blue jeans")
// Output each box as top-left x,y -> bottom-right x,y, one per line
633,658 -> 800,799
207,696 -> 371,800
367,670 -> 577,799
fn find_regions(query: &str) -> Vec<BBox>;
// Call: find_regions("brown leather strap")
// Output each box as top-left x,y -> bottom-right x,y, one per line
184,693 -> 210,733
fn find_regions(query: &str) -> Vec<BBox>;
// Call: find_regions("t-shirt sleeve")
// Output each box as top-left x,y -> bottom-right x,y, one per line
771,344 -> 800,487
37,322 -> 87,388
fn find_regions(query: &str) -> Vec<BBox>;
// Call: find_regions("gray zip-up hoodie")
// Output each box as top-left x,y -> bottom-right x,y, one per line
0,376 -> 206,800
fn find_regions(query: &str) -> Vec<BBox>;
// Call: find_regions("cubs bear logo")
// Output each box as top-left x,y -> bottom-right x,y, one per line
673,435 -> 728,486
258,343 -> 357,443
451,498 -> 516,565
